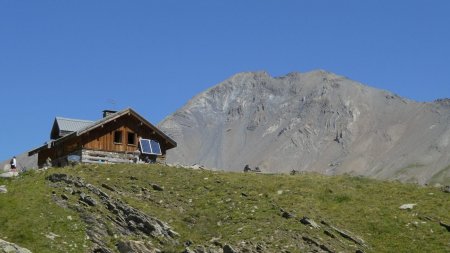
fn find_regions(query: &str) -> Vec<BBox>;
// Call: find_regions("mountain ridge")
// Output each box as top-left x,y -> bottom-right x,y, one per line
158,70 -> 450,184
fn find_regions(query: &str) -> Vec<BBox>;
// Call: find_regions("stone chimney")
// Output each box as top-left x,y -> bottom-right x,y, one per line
102,110 -> 117,118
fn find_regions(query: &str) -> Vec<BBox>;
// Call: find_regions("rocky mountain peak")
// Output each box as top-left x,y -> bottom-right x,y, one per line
159,70 -> 450,184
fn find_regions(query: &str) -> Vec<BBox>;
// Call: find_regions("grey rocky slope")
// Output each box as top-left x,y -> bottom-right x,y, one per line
159,70 -> 450,184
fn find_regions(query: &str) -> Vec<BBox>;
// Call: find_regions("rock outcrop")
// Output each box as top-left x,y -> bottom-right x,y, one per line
46,173 -> 177,253
0,239 -> 32,253
159,70 -> 450,184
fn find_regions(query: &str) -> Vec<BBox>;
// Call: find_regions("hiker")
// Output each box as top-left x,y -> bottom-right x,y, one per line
10,156 -> 17,172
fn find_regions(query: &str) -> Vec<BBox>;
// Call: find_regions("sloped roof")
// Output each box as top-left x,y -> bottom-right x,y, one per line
55,117 -> 95,133
53,108 -> 177,148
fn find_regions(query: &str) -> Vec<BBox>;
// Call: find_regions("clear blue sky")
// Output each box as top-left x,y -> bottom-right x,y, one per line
1,1 -> 450,161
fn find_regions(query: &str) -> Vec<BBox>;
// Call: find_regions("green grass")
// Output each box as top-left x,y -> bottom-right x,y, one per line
0,170 -> 88,253
1,164 -> 449,252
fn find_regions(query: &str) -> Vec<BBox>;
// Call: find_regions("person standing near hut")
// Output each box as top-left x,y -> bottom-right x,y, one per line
10,156 -> 17,172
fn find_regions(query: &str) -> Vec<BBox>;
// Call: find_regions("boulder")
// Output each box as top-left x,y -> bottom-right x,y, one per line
439,221 -> 450,232
182,247 -> 195,253
0,239 -> 32,253
222,244 -> 237,253
399,204 -> 416,210
320,220 -> 367,248
151,184 -> 164,191
300,217 -> 320,228
280,209 -> 295,219
2,164 -> 11,172
0,171 -> 19,178
0,185 -> 7,194
79,193 -> 97,206
442,185 -> 450,193
46,173 -> 69,183
101,183 -> 116,192
117,240 -> 159,253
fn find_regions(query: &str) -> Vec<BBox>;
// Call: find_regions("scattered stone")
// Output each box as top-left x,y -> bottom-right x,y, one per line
74,179 -> 85,188
151,183 -> 164,191
0,185 -> 7,193
223,244 -> 237,253
0,171 -> 19,178
241,192 -> 248,197
168,229 -> 179,237
129,176 -> 138,181
210,237 -> 222,247
256,242 -> 266,252
61,194 -> 69,200
399,203 -> 416,210
442,185 -> 450,193
193,245 -> 207,253
47,173 -> 68,183
190,164 -> 204,170
439,221 -> 450,232
45,232 -> 60,240
117,240 -> 159,253
300,217 -> 320,229
86,184 -> 109,199
92,246 -> 114,253
182,247 -> 196,253
319,244 -> 334,253
64,187 -> 74,195
184,240 -> 193,247
101,183 -> 116,192
301,236 -> 319,246
324,230 -> 335,238
301,236 -> 333,253
0,238 -> 32,253
280,209 -> 295,219
321,220 -> 367,248
79,193 -> 97,206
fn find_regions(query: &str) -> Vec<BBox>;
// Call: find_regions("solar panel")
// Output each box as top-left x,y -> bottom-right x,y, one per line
140,139 -> 152,154
139,139 -> 162,155
150,140 -> 161,155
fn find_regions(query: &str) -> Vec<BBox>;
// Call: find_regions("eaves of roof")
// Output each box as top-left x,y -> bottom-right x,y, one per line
52,108 -> 177,148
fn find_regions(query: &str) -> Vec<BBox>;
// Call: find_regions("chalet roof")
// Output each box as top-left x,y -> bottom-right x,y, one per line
57,108 -> 176,146
55,117 -> 95,133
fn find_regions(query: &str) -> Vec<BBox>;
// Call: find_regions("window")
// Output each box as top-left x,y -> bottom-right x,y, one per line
114,131 -> 122,144
127,132 -> 136,145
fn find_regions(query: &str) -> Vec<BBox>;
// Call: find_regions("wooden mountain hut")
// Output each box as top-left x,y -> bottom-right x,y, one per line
29,108 -> 177,167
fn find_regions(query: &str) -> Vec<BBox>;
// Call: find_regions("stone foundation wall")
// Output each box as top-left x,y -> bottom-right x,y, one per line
51,149 -> 166,167
81,149 -> 138,164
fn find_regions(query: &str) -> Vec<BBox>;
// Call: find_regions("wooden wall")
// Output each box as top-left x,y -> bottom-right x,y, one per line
81,115 -> 169,154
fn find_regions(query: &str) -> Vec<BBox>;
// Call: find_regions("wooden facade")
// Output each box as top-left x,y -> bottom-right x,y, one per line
30,108 -> 176,167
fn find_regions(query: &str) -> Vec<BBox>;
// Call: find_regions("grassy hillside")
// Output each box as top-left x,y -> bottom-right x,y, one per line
0,164 -> 449,252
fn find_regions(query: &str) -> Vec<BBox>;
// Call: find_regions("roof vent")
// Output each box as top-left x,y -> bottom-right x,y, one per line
102,110 -> 117,118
